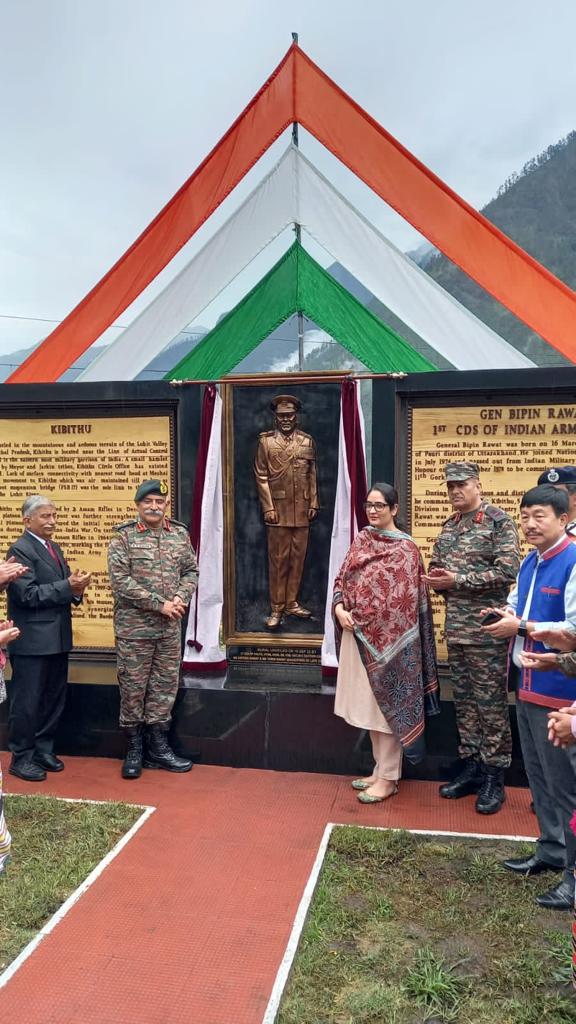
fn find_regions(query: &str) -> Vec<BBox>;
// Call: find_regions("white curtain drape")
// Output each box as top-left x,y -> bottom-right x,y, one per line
321,382 -> 366,672
182,391 -> 226,670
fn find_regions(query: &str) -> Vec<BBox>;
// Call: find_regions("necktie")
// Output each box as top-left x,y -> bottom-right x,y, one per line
45,540 -> 60,565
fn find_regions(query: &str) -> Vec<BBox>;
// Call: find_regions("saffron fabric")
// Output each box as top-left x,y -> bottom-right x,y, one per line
333,526 -> 439,762
167,243 -> 435,380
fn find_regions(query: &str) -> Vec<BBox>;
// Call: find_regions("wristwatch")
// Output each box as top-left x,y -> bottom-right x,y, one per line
517,619 -> 528,638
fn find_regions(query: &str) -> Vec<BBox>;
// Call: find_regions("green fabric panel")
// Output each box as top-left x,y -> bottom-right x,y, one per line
167,244 -> 299,380
167,241 -> 435,379
297,246 -> 434,374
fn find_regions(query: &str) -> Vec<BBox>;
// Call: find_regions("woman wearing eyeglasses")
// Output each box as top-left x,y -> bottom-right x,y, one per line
333,483 -> 439,803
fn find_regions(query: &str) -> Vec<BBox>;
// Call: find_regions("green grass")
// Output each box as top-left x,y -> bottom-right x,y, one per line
0,794 -> 142,971
278,827 -> 576,1024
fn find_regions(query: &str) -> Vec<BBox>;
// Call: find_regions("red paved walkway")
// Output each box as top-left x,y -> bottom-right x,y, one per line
0,755 -> 537,1024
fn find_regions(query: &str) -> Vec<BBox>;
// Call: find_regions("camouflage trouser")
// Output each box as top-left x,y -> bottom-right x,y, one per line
116,633 -> 181,728
447,642 -> 512,768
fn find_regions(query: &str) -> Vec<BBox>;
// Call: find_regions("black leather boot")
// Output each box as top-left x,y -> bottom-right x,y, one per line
475,766 -> 506,814
439,758 -> 482,799
143,725 -> 192,773
122,726 -> 143,780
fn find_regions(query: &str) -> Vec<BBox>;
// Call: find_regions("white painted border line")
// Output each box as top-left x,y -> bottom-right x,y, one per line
261,822 -> 534,1023
262,822 -> 334,1024
0,800 -> 156,989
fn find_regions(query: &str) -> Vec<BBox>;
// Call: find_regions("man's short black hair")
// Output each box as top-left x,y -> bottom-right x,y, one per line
520,485 -> 569,515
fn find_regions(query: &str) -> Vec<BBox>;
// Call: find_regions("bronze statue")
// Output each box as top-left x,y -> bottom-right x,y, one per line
254,395 -> 319,629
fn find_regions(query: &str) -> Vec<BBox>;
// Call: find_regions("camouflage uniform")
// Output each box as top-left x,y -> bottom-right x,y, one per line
429,501 -> 521,767
108,518 -> 198,728
557,653 -> 576,676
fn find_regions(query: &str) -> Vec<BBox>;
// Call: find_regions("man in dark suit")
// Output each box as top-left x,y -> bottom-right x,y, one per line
6,495 -> 91,781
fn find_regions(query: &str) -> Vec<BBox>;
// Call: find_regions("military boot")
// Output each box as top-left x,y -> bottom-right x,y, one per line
121,726 -> 143,780
439,757 -> 482,799
475,766 -> 506,814
143,725 -> 192,772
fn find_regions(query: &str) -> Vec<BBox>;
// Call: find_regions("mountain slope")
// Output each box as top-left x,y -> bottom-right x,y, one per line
424,131 -> 576,365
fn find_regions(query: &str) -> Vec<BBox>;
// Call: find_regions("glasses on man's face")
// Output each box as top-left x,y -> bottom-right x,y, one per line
363,501 -> 388,511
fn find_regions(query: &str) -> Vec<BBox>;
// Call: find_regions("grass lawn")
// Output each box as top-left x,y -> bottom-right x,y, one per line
278,827 -> 576,1024
0,794 -> 143,972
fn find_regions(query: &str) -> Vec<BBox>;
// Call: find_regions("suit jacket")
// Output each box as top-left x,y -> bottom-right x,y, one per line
6,532 -> 79,656
254,429 -> 318,528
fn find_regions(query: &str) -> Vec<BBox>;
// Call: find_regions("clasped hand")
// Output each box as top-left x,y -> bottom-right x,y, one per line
68,570 -> 92,596
547,707 -> 576,748
422,567 -> 456,590
161,596 -> 187,621
0,557 -> 29,587
0,618 -> 20,646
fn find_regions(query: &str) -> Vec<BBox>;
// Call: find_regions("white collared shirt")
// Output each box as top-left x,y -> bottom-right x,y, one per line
26,530 -> 51,549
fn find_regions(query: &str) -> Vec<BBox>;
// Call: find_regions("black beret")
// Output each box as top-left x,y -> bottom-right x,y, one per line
134,479 -> 168,503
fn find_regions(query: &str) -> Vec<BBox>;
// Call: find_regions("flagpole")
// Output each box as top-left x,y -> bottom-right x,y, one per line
292,31 -> 305,373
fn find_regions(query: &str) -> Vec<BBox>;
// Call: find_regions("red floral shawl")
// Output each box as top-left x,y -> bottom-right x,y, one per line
333,527 -> 439,762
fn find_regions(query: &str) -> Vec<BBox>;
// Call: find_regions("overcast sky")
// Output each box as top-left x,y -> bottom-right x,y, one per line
1,0 -> 575,363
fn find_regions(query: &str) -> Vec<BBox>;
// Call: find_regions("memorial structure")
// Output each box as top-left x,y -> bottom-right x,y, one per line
0,368 -> 574,783
3,43 -> 576,780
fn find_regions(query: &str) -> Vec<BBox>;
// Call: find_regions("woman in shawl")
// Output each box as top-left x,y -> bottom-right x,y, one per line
333,483 -> 439,804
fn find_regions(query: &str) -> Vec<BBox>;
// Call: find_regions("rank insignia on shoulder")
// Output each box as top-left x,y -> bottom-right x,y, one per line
168,518 -> 188,530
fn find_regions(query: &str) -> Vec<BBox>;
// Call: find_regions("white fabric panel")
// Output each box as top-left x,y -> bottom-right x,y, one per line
78,152 -> 298,381
294,154 -> 534,370
79,144 -> 533,381
321,384 -> 367,670
183,392 -> 226,668
321,407 -> 351,670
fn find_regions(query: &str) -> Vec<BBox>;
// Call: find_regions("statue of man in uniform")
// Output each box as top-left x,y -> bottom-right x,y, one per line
254,395 -> 319,629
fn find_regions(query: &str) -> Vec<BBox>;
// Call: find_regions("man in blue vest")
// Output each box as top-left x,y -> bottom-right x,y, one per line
482,484 -> 576,910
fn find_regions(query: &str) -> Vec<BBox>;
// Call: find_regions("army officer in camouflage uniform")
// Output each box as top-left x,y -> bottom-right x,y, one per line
108,479 -> 198,779
423,462 -> 520,814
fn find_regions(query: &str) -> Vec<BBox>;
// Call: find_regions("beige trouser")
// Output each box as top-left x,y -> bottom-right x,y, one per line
370,729 -> 403,780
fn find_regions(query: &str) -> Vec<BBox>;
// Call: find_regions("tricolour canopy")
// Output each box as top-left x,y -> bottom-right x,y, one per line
79,146 -> 533,381
10,43 -> 575,383
166,242 -> 435,380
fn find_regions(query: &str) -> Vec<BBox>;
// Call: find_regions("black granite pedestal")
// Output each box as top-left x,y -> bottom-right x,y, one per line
0,663 -> 527,787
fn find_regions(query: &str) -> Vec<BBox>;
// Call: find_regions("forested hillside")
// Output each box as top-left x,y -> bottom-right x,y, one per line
424,131 -> 576,365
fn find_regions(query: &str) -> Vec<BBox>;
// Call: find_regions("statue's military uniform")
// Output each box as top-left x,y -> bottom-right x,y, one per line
254,428 -> 318,615
108,518 -> 198,727
429,500 -> 521,767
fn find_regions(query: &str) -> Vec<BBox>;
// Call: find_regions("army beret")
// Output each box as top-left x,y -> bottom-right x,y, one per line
134,479 -> 169,503
270,394 -> 301,412
445,462 -> 480,482
537,466 -> 576,486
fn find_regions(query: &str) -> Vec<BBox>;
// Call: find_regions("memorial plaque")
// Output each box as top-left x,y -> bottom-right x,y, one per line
228,645 -> 321,666
0,414 -> 174,650
223,379 -> 340,646
408,399 -> 576,656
